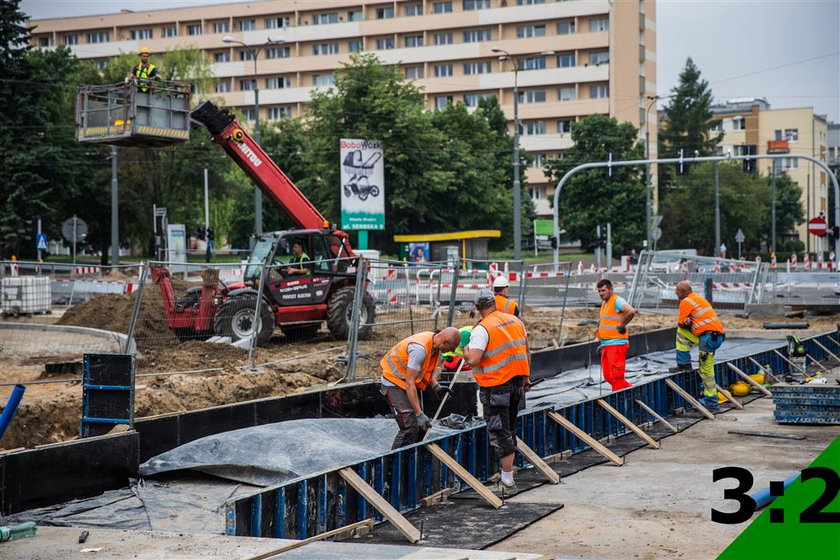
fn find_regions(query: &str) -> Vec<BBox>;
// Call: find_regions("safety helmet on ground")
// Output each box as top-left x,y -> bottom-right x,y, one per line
139,47 -> 151,55
492,276 -> 509,289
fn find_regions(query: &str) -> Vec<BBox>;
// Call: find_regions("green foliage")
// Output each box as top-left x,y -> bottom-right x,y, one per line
543,115 -> 645,254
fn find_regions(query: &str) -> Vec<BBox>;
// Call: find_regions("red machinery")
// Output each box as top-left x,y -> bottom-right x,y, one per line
152,101 -> 374,344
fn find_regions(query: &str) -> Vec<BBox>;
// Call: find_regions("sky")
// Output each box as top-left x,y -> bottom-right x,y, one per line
19,0 -> 840,122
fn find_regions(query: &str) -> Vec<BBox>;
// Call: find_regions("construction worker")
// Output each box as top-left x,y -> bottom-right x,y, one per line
380,328 -> 461,449
287,241 -> 311,275
595,279 -> 635,391
492,276 -> 520,317
465,288 -> 530,496
127,47 -> 161,92
441,325 -> 473,372
669,281 -> 726,410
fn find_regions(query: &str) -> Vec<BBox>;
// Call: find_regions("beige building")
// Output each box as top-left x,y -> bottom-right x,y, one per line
711,98 -> 829,250
30,0 -> 656,219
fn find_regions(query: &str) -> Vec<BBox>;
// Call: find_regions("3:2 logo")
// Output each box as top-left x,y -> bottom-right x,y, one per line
712,466 -> 840,524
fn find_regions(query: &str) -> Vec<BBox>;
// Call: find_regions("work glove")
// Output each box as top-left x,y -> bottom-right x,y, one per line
433,384 -> 453,399
617,326 -> 626,334
416,412 -> 432,431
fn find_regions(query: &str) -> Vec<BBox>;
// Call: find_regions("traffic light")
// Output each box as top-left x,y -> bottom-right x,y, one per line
549,235 -> 558,249
604,152 -> 619,179
742,144 -> 757,173
196,225 -> 206,241
206,227 -> 215,242
676,148 -> 690,175
833,226 -> 840,240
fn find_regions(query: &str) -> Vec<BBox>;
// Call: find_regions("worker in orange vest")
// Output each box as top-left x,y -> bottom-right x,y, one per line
492,275 -> 520,316
669,281 -> 726,410
465,288 -> 531,497
595,279 -> 636,391
379,327 -> 461,449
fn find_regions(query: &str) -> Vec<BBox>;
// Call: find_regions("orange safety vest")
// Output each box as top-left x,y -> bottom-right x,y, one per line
598,294 -> 628,341
681,292 -> 725,336
380,332 -> 439,390
495,293 -> 518,316
472,311 -> 529,387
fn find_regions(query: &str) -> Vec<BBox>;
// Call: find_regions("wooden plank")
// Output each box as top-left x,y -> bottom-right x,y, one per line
547,411 -> 624,466
338,468 -> 421,543
747,357 -> 784,384
715,384 -> 744,409
426,443 -> 503,508
813,339 -> 840,366
515,439 -> 561,484
806,352 -> 830,372
664,378 -> 715,420
596,399 -> 660,449
634,398 -> 678,433
727,363 -> 773,397
773,349 -> 807,375
245,518 -> 374,560
420,487 -> 454,507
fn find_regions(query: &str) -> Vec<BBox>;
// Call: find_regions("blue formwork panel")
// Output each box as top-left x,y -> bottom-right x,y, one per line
80,354 -> 134,437
770,384 -> 840,424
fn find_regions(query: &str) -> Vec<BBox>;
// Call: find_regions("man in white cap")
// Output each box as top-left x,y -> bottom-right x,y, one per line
492,276 -> 520,317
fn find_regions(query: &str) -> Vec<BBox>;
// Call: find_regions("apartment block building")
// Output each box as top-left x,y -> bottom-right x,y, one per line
29,0 -> 657,218
711,98 -> 829,250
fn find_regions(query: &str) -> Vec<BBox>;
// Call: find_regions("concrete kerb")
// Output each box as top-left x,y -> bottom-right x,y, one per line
0,322 -> 136,355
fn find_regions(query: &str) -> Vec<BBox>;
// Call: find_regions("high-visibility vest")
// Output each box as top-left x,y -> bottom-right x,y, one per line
681,292 -> 725,335
598,294 -> 628,341
495,294 -> 518,316
472,311 -> 529,387
380,332 -> 439,390
292,252 -> 311,275
133,63 -> 158,92
442,325 -> 473,359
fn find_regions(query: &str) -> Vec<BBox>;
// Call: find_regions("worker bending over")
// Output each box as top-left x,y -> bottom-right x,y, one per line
595,279 -> 635,391
670,281 -> 726,410
492,276 -> 520,316
379,328 -> 460,449
465,288 -> 531,496
441,325 -> 473,372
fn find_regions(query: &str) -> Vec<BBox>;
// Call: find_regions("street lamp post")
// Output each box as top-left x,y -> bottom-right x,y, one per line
223,36 -> 284,236
644,95 -> 659,252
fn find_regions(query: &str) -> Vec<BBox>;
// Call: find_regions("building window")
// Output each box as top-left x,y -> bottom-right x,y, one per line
212,22 -> 229,34
213,52 -> 230,63
518,89 -> 546,103
265,16 -> 291,29
313,42 -> 340,55
776,128 -> 799,142
589,51 -> 609,65
266,46 -> 291,58
557,53 -> 575,67
349,40 -> 364,53
522,121 -> 546,135
312,12 -> 338,25
313,74 -> 335,87
405,66 -> 424,79
405,3 -> 423,16
375,37 -> 395,50
464,29 -> 492,43
557,119 -> 573,133
434,2 -> 453,14
131,28 -> 153,40
732,145 -> 746,156
435,95 -> 453,109
215,79 -> 231,93
268,106 -> 292,120
464,94 -> 480,107
87,31 -> 109,43
557,21 -> 575,35
434,64 -> 454,77
91,59 -> 108,70
245,108 -> 257,121
519,55 -> 546,70
162,26 -> 178,38
590,84 -> 609,98
530,153 -> 545,168
240,79 -> 256,91
64,34 -> 79,45
240,50 -> 256,61
464,61 -> 492,75
517,25 -> 546,38
376,6 -> 395,19
710,120 -> 723,132
517,0 -> 545,4
239,19 -> 256,31
558,86 -> 576,101
347,10 -> 363,21
529,187 -> 541,200
39,36 -> 54,47
434,32 -> 453,45
266,76 -> 291,89
589,17 -> 609,32
405,35 -> 424,47
463,0 -> 491,10
733,117 -> 746,131
187,24 -> 203,35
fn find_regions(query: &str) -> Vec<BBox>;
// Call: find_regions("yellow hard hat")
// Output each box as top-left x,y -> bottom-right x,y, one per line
729,381 -> 751,397
139,47 -> 150,55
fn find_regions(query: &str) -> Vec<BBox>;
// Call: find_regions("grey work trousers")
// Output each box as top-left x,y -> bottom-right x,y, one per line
479,376 -> 526,459
380,384 -> 427,449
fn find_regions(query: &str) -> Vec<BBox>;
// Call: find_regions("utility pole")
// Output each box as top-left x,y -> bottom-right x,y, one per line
714,161 -> 720,253
111,146 -> 119,266
771,165 -> 777,254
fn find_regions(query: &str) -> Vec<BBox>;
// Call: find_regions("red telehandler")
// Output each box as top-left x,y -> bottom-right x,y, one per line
151,101 -> 374,344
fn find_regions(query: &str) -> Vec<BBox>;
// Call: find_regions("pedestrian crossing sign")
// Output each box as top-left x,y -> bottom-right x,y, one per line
36,233 -> 48,251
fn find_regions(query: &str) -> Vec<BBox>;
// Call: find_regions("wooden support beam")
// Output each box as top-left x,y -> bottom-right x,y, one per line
420,487 -> 454,507
805,352 -> 830,373
664,378 -> 715,420
813,339 -> 840,366
727,363 -> 773,397
596,399 -> 660,449
515,439 -> 561,484
634,399 -> 678,433
338,468 -> 421,543
245,518 -> 375,560
716,383 -> 744,410
426,443 -> 504,508
747,357 -> 784,384
547,411 -> 624,466
773,349 -> 807,375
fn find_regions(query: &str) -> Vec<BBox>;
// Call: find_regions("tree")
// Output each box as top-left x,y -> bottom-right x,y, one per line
658,58 -> 722,190
543,115 -> 645,254
767,172 -> 805,247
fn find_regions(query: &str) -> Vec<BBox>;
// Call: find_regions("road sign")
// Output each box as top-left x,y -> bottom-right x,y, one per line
651,227 -> 662,241
36,233 -> 48,251
735,229 -> 745,243
62,216 -> 88,242
808,216 -> 827,237
154,207 -> 167,217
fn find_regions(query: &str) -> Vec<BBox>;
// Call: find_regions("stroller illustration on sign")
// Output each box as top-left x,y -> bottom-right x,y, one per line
343,150 -> 382,201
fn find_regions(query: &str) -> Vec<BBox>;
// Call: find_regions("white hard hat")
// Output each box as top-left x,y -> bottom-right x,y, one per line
492,276 -> 509,289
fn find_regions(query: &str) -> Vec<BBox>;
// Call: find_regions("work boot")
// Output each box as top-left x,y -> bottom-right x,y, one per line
700,396 -> 719,411
491,480 -> 518,498
669,364 -> 693,373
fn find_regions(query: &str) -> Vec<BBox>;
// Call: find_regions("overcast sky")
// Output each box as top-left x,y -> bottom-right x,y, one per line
20,0 -> 840,122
